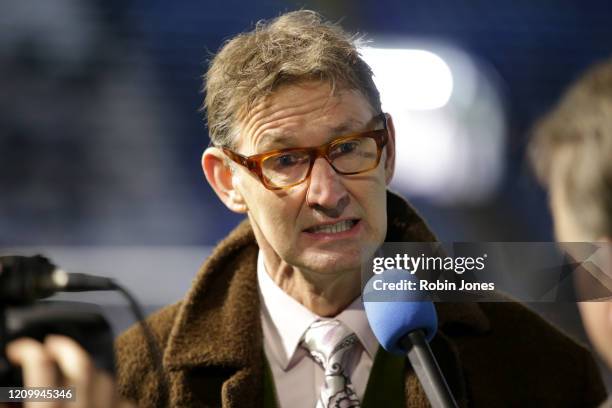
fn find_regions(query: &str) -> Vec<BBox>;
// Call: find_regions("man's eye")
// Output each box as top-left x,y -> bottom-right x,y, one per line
335,140 -> 359,154
273,153 -> 300,167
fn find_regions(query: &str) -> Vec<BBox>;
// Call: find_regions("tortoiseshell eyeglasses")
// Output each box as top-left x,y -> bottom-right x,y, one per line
220,113 -> 388,190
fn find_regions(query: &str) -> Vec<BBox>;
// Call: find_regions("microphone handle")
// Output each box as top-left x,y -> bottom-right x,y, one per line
401,330 -> 458,408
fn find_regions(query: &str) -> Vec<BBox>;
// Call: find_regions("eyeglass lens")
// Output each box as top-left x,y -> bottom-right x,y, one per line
260,136 -> 379,187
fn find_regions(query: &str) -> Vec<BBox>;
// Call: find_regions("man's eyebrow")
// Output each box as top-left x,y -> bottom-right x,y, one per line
326,119 -> 370,140
330,121 -> 354,136
255,119 -> 369,152
256,133 -> 297,152
331,117 -> 376,135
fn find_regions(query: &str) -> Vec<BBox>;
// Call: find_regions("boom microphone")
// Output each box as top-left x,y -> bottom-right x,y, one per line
0,255 -> 116,304
364,272 -> 458,408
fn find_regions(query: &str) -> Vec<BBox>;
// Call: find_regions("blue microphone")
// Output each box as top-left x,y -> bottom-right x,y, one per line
363,299 -> 437,354
363,270 -> 458,408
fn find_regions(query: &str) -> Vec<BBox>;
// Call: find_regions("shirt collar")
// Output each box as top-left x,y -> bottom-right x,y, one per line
258,251 -> 318,369
257,251 -> 379,369
335,298 -> 379,359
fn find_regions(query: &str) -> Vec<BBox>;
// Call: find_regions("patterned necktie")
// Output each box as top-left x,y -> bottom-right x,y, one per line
300,319 -> 361,408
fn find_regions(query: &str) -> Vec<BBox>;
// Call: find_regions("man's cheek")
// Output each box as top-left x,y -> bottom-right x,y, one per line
263,212 -> 291,238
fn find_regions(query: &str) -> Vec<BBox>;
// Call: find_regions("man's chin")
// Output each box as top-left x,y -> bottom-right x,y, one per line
294,249 -> 363,274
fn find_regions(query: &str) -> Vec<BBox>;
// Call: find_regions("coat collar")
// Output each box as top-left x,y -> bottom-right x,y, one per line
384,191 -> 490,333
163,190 -> 490,407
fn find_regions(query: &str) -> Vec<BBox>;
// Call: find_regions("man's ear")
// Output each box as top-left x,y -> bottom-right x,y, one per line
384,113 -> 396,185
202,147 -> 248,213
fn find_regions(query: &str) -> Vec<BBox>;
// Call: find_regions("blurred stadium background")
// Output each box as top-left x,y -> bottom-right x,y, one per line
2,0 -> 612,386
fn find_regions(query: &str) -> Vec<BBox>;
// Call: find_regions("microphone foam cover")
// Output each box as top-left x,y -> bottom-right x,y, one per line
363,272 -> 438,355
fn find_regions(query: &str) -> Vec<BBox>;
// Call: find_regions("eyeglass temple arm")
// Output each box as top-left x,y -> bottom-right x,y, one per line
222,147 -> 255,169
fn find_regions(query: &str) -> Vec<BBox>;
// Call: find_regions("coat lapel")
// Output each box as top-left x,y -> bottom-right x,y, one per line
163,222 -> 264,407
386,190 -> 491,406
401,304 -> 490,408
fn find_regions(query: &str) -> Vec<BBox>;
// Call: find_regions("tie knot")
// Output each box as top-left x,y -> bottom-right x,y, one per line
301,320 -> 359,371
301,320 -> 362,407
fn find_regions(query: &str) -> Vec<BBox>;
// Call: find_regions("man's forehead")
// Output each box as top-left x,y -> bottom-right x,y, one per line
235,83 -> 374,151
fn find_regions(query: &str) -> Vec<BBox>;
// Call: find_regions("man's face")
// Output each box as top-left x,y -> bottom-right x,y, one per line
550,175 -> 612,368
550,177 -> 591,243
231,81 -> 394,275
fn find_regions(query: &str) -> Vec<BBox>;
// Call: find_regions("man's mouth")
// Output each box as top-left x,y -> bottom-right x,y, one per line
305,219 -> 359,234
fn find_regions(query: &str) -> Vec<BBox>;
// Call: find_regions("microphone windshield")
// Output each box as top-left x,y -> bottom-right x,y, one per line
363,270 -> 438,355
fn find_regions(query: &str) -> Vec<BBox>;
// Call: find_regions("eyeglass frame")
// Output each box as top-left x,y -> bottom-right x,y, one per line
218,113 -> 389,190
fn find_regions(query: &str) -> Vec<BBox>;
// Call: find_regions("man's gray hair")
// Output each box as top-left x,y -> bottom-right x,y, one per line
203,10 -> 382,148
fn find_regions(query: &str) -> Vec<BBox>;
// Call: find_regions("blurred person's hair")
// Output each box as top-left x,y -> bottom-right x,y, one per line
202,10 -> 382,148
529,58 -> 612,239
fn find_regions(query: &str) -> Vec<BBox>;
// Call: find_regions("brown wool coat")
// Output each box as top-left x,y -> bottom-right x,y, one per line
115,191 -> 607,407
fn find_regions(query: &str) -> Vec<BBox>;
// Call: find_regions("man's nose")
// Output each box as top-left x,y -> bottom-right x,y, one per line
306,157 -> 349,216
